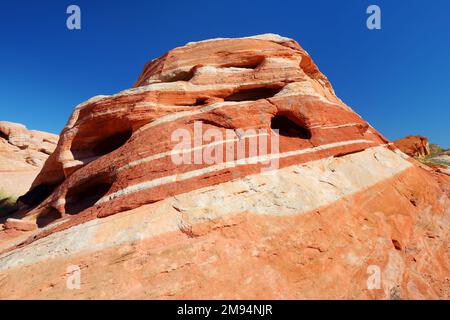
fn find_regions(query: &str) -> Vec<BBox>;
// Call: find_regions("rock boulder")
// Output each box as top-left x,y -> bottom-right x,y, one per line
0,35 -> 448,299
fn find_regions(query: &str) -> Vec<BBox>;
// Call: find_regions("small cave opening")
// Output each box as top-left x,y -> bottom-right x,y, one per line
220,56 -> 265,69
71,129 -> 133,161
193,98 -> 208,106
173,97 -> 210,107
64,174 -> 113,215
36,207 -> 62,228
224,87 -> 282,101
392,239 -> 402,251
162,69 -> 195,82
224,87 -> 283,102
270,114 -> 312,139
0,131 -> 8,141
91,130 -> 133,157
17,183 -> 59,208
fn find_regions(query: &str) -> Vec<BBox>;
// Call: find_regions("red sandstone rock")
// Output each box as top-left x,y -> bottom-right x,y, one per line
394,135 -> 430,158
0,34 -> 448,299
4,218 -> 37,232
22,34 -> 386,221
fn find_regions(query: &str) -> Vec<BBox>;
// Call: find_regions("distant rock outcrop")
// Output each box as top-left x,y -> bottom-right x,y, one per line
393,135 -> 430,158
0,121 -> 58,206
0,35 -> 448,299
394,136 -> 449,170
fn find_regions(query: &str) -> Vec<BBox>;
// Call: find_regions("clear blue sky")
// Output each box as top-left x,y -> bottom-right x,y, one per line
0,0 -> 448,147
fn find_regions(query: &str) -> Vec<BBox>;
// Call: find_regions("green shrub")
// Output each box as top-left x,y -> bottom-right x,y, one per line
429,144 -> 444,157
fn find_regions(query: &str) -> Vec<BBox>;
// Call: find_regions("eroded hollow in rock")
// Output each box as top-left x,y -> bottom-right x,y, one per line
270,114 -> 312,139
36,207 -> 61,228
194,98 -> 209,106
224,87 -> 282,102
17,183 -> 59,207
161,69 -> 195,82
334,149 -> 365,158
91,130 -> 133,156
392,239 -> 402,251
65,174 -> 113,215
220,56 -> 265,69
71,129 -> 133,161
0,131 -> 8,140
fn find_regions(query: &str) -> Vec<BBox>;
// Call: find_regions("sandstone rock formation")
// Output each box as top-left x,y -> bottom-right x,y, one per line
0,121 -> 58,206
0,34 -> 448,299
395,137 -> 450,171
394,135 -> 430,158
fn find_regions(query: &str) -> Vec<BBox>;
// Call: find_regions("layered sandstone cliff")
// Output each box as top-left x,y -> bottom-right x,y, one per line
0,34 -> 448,299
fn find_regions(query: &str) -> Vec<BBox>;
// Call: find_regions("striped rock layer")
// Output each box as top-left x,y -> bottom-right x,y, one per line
0,34 -> 449,299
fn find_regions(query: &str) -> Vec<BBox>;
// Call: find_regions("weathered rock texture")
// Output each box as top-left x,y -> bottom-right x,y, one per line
0,121 -> 58,200
0,34 -> 448,299
394,135 -> 430,158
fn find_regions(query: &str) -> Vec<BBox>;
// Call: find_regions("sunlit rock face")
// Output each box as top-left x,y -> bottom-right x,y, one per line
0,121 -> 58,201
394,135 -> 431,158
20,34 -> 389,221
0,34 -> 448,299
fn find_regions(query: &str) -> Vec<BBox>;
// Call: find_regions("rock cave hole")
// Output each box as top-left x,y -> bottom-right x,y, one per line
220,56 -> 265,69
0,131 -> 8,140
64,174 -> 113,215
36,207 -> 62,228
270,114 -> 312,139
391,239 -> 402,251
71,129 -> 133,161
193,98 -> 208,106
17,183 -> 59,208
162,69 -> 195,82
91,130 -> 133,156
224,87 -> 283,102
